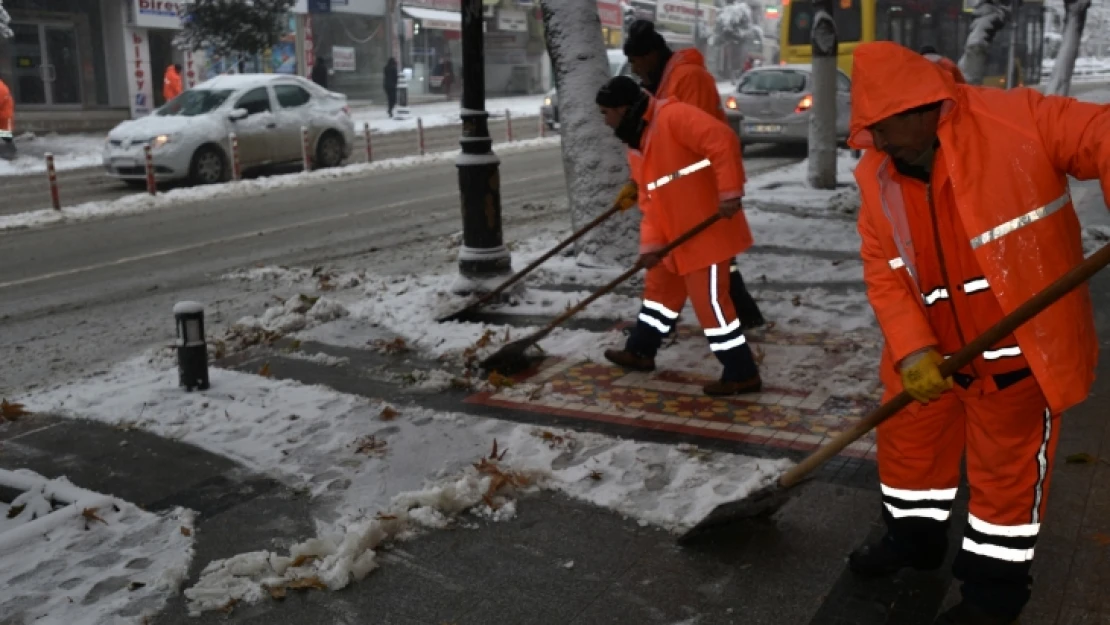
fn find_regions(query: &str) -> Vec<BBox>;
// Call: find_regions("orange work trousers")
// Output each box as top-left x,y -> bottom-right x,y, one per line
877,373 -> 1058,617
627,261 -> 757,380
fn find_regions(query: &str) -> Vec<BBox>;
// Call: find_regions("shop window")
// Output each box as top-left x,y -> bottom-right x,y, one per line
275,85 -> 311,108
236,87 -> 272,115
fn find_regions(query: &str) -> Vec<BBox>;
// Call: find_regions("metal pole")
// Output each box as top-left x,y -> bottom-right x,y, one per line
456,0 -> 511,282
1006,0 -> 1022,88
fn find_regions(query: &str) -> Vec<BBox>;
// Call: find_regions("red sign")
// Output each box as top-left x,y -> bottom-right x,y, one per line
304,15 -> 315,72
132,32 -> 146,92
597,0 -> 622,28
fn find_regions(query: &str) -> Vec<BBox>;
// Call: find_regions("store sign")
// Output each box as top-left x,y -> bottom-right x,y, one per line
497,7 -> 527,32
332,46 -> 356,70
125,28 -> 155,118
133,0 -> 187,29
304,15 -> 315,72
597,0 -> 622,28
183,50 -> 199,88
403,0 -> 459,10
656,0 -> 710,26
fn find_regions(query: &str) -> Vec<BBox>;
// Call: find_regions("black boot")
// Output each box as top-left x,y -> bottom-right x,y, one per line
934,602 -> 1020,625
608,314 -> 665,372
849,533 -> 945,578
604,348 -> 656,372
729,259 -> 765,328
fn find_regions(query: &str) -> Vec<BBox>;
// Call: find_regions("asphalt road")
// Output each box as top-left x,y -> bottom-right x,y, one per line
0,143 -> 802,396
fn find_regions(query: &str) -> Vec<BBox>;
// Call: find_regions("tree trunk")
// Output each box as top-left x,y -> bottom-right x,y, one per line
958,0 -> 1010,85
807,4 -> 838,190
1046,0 -> 1092,95
540,0 -> 636,267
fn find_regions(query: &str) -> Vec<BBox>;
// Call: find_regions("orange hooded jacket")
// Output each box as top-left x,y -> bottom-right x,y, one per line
923,53 -> 967,84
0,79 -> 13,137
849,42 -> 1110,414
631,97 -> 752,275
654,48 -> 727,123
163,65 -> 183,102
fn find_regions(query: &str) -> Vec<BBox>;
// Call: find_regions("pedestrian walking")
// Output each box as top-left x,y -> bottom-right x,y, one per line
312,57 -> 330,89
163,63 -> 183,103
622,18 -> 765,328
0,77 -> 14,160
384,57 -> 399,118
847,41 -> 1110,625
597,76 -> 762,397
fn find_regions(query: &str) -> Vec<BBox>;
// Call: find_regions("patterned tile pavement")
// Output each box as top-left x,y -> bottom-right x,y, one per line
468,325 -> 886,459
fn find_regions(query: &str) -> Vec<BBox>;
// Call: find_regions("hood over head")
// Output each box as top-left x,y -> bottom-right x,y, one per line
848,42 -> 959,149
668,47 -> 708,72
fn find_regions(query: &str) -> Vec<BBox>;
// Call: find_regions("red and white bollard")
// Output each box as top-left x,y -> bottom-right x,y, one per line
229,132 -> 242,181
45,153 -> 61,210
301,126 -> 312,171
539,107 -> 546,138
416,117 -> 425,156
363,125 -> 373,163
505,109 -> 513,143
143,144 -> 156,195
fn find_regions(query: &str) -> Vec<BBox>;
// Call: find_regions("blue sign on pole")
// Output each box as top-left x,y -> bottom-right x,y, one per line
308,0 -> 331,13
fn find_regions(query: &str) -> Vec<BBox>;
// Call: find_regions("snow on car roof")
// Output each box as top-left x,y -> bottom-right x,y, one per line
193,73 -> 314,91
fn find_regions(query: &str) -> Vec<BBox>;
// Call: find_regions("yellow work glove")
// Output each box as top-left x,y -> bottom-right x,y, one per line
617,181 -> 638,211
900,348 -> 953,404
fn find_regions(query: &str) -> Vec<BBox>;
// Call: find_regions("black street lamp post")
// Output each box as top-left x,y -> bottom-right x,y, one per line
456,0 -> 511,286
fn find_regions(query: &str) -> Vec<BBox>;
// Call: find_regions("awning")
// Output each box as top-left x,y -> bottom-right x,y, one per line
402,6 -> 461,31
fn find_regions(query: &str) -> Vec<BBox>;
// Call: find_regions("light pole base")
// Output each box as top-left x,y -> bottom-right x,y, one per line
456,244 -> 512,290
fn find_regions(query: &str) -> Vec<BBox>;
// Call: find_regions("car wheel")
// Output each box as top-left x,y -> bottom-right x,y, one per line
190,146 -> 227,185
315,131 -> 344,169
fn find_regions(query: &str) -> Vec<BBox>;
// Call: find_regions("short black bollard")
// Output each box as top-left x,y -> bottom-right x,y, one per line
174,301 -> 210,391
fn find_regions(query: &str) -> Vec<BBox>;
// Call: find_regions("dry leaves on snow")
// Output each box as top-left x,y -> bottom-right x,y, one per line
290,554 -> 318,568
81,507 -> 108,526
1,399 -> 31,422
487,372 -> 514,389
354,435 -> 388,456
266,576 -> 328,601
180,526 -> 192,537
259,363 -> 273,378
371,337 -> 409,355
473,440 -> 531,510
379,407 -> 399,421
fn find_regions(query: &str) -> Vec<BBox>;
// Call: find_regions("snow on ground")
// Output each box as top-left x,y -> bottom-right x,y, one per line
0,469 -> 194,624
0,136 -> 560,232
1042,56 -> 1110,82
0,132 -> 105,177
18,353 -> 787,614
353,93 -> 547,134
745,150 -> 860,217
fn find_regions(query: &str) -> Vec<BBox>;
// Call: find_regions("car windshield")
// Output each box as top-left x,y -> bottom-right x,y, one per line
157,89 -> 234,117
738,70 -> 807,94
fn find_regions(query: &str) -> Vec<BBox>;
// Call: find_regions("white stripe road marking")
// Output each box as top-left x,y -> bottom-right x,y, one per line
704,318 -> 741,337
638,313 -> 672,334
964,278 -> 990,293
0,169 -> 559,291
642,299 -> 680,320
709,264 -> 728,328
923,288 -> 950,305
983,346 -> 1022,360
968,513 -> 1040,538
889,257 -> 905,270
962,537 -> 1036,562
709,335 -> 747,351
970,192 -> 1071,249
884,504 -> 951,521
880,484 -> 959,501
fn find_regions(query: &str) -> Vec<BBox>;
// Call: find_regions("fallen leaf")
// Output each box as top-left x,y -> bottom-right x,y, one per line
375,513 -> 398,521
1066,452 -> 1098,465
290,554 -> 317,567
7,504 -> 25,519
180,526 -> 192,537
487,372 -> 514,388
791,295 -> 802,307
289,339 -> 302,350
128,581 -> 146,592
588,470 -> 603,481
489,439 -> 500,460
473,329 -> 496,349
218,598 -> 239,614
285,576 -> 328,591
372,337 -> 409,354
82,507 -> 108,525
1,399 -> 31,421
354,435 -> 388,455
379,407 -> 399,421
259,363 -> 272,378
267,585 -> 287,600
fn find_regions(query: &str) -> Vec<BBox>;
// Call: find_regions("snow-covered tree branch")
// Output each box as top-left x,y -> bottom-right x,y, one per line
958,0 -> 1011,85
540,0 -> 636,267
0,1 -> 13,39
711,1 -> 760,46
1045,0 -> 1092,95
808,3 -> 838,190
176,0 -> 294,60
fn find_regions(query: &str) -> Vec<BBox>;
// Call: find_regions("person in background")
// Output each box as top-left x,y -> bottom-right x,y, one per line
384,58 -> 399,118
163,63 -> 183,103
0,77 -> 14,160
312,57 -> 330,89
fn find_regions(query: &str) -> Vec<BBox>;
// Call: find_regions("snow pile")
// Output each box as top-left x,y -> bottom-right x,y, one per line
355,93 -> 547,134
234,294 -> 349,335
0,132 -> 106,177
18,356 -> 788,614
745,150 -> 860,216
0,469 -> 194,624
0,136 -> 561,232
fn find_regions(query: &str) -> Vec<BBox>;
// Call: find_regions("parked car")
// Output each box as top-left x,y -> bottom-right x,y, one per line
722,64 -> 851,147
103,74 -> 355,186
542,49 -> 632,130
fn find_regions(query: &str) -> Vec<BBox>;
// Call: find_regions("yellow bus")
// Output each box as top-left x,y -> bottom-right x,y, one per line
778,0 -> 1045,86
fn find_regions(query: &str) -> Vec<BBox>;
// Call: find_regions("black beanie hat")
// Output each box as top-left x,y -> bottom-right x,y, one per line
623,19 -> 667,57
596,76 -> 645,108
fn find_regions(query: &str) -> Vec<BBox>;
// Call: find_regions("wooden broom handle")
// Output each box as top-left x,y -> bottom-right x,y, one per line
779,242 -> 1110,488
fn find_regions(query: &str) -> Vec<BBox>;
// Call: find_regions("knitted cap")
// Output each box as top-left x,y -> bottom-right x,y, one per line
623,20 -> 668,57
596,75 -> 646,108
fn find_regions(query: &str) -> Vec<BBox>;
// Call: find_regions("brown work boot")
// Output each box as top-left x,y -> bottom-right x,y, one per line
702,374 -> 762,397
603,348 -> 656,372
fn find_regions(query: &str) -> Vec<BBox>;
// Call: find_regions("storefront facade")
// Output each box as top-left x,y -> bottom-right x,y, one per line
295,0 -> 391,102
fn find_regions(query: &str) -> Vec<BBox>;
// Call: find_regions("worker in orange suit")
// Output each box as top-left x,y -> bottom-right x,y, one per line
847,42 -> 1110,625
919,45 -> 968,84
597,76 -> 761,396
0,77 -> 14,159
618,19 -> 765,328
163,63 -> 183,103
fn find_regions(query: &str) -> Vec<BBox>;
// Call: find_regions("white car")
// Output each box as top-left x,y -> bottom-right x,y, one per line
103,74 -> 355,186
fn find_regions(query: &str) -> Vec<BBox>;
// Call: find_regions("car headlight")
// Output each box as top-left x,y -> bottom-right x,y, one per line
150,134 -> 174,148
544,97 -> 552,106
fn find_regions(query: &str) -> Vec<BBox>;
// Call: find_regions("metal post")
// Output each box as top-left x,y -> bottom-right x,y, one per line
230,133 -> 242,181
505,109 -> 513,142
1005,0 -> 1022,88
539,107 -> 546,138
694,0 -> 701,53
456,0 -> 511,282
364,125 -> 373,162
143,144 -> 156,195
45,153 -> 61,210
417,117 -> 426,155
301,126 -> 312,170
